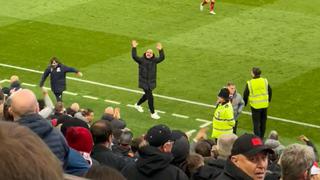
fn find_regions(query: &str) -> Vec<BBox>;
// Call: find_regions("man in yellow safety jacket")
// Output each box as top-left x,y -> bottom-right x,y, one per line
212,88 -> 235,139
243,67 -> 272,139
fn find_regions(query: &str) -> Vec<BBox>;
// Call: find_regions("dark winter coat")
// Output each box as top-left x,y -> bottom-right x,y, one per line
40,64 -> 78,93
216,159 -> 253,180
17,113 -> 69,167
191,165 -> 221,180
207,158 -> 226,175
91,144 -> 126,171
132,47 -> 165,90
121,146 -> 188,180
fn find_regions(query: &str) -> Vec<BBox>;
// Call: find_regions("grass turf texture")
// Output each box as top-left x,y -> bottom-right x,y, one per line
0,0 -> 319,150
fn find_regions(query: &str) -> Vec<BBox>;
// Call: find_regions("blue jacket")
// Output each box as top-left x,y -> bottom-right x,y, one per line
40,64 -> 78,93
65,148 -> 90,176
17,113 -> 69,168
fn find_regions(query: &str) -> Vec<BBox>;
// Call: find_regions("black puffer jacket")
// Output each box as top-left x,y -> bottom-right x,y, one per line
132,47 -> 165,90
17,113 -> 69,167
121,146 -> 188,180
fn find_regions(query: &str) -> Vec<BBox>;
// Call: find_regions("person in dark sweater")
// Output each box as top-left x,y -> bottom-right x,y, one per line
90,120 -> 126,171
121,124 -> 188,180
39,57 -> 83,102
131,40 -> 165,119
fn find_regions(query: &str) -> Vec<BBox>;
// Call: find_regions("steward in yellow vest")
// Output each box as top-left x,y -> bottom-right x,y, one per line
212,88 -> 235,139
243,67 -> 272,139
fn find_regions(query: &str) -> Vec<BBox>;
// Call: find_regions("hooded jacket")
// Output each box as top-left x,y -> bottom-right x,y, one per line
132,47 -> 165,90
17,113 -> 69,167
122,146 -> 188,180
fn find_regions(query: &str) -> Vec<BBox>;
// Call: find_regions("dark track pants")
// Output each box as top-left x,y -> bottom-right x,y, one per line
137,89 -> 155,114
251,107 -> 268,139
54,91 -> 63,102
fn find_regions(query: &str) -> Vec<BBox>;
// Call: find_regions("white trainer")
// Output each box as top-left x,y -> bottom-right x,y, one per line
151,112 -> 160,120
134,103 -> 144,113
209,11 -> 216,15
200,3 -> 204,11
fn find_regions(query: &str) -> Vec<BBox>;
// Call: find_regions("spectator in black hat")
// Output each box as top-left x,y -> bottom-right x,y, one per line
217,133 -> 273,180
121,124 -> 188,180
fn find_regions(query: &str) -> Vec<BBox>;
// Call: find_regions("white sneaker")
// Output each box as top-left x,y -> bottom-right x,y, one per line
209,11 -> 216,15
151,112 -> 160,120
200,3 -> 204,11
134,103 -> 144,113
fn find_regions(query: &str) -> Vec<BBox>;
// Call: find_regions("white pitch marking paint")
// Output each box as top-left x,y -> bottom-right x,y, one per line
172,113 -> 189,119
1,63 -> 320,129
104,99 -> 121,105
82,95 -> 98,100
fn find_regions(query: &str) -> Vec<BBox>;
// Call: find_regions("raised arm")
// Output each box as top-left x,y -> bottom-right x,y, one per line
39,67 -> 51,87
131,40 -> 142,63
155,42 -> 165,63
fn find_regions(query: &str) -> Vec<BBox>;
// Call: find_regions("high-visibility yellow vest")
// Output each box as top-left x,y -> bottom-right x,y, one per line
212,102 -> 235,139
247,78 -> 269,109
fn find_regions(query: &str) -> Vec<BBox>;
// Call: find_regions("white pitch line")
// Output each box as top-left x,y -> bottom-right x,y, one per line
155,110 -> 166,114
185,129 -> 197,137
64,91 -> 78,96
104,99 -> 121,105
1,63 -> 320,129
172,113 -> 189,119
22,82 -> 36,87
0,79 -> 9,83
82,95 -> 98,100
195,118 -> 211,123
200,122 -> 212,128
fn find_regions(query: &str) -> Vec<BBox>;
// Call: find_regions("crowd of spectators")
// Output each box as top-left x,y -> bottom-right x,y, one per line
0,76 -> 319,180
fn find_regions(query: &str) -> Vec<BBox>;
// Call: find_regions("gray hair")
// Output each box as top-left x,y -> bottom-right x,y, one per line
280,143 -> 315,180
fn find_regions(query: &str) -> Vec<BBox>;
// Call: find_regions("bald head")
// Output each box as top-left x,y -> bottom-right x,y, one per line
10,89 -> 39,120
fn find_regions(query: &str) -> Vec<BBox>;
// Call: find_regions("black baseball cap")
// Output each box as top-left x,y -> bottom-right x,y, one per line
145,124 -> 174,147
231,133 -> 274,157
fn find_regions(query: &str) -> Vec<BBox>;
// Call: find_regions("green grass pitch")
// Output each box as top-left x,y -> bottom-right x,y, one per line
0,0 -> 319,149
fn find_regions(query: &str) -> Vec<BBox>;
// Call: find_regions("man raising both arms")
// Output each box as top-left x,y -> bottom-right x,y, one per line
131,40 -> 165,120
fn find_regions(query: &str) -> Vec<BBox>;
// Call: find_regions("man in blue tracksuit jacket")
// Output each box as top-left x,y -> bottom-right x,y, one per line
40,57 -> 82,102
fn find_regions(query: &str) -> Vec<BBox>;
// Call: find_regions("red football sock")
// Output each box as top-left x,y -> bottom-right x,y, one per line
210,2 -> 215,11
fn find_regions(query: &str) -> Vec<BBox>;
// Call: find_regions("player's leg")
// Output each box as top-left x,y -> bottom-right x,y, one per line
200,0 -> 209,11
209,0 -> 216,14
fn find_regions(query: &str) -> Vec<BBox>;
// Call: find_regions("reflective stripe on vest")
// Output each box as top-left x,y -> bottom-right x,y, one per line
212,102 -> 235,138
247,78 -> 269,109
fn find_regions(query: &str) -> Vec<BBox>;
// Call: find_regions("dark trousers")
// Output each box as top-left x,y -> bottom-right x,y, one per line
251,107 -> 268,139
233,120 -> 238,134
54,92 -> 63,102
137,89 -> 155,114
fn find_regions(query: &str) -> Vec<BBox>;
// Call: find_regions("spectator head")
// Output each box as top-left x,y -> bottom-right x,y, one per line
171,130 -> 190,165
252,67 -> 262,77
226,82 -> 236,95
10,75 -> 19,84
195,140 -> 214,157
187,153 -> 205,174
82,108 -> 94,124
119,130 -> 134,146
9,89 -> 39,120
66,127 -> 94,154
60,117 -> 89,136
0,121 -> 63,180
268,130 -> 279,140
218,88 -> 230,103
131,136 -> 145,154
230,133 -> 273,180
54,101 -> 64,114
104,107 -> 114,115
3,96 -> 14,121
50,57 -> 59,68
90,120 -> 113,147
70,103 -> 80,112
145,124 -> 174,153
217,134 -> 238,159
280,144 -> 315,180
0,89 -> 4,104
85,165 -> 125,180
